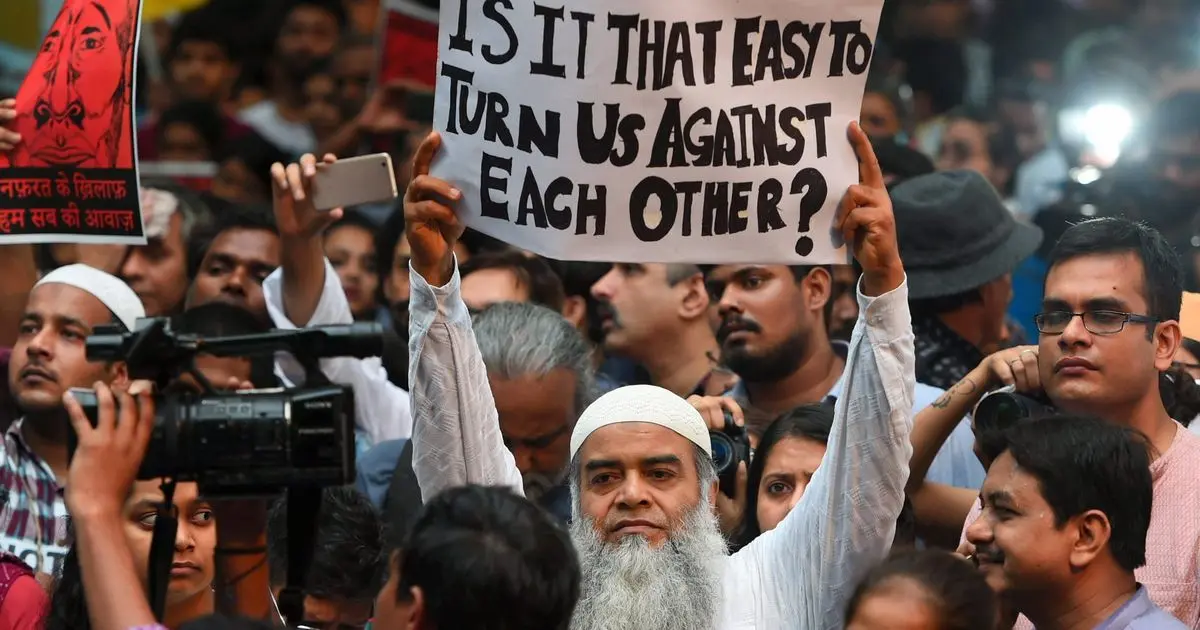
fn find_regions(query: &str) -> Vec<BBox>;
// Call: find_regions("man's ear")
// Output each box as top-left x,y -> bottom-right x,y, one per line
1068,509 -> 1112,571
802,267 -> 833,315
1155,320 -> 1183,373
561,295 -> 587,330
679,275 -> 710,321
407,585 -> 426,630
708,480 -> 719,510
109,362 -> 129,388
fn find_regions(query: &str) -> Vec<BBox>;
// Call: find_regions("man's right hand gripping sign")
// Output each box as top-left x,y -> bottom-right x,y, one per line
402,122 -> 916,630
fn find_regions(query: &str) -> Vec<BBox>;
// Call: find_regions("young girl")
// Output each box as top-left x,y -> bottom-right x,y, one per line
45,480 -> 217,630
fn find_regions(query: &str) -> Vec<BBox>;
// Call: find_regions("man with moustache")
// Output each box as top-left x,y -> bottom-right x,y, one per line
590,263 -> 725,398
403,122 -> 913,629
967,416 -> 1186,630
956,218 -> 1200,627
0,265 -> 143,575
707,255 -> 982,491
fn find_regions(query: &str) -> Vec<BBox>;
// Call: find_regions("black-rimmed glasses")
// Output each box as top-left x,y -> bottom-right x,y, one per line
1033,310 -> 1157,335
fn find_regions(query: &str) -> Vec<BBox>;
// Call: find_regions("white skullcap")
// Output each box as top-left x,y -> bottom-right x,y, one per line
35,264 -> 145,331
569,384 -> 711,459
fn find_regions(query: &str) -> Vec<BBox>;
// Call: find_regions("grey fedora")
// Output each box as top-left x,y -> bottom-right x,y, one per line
892,170 -> 1043,300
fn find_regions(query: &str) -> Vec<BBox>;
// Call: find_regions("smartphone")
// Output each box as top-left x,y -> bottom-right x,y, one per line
311,153 -> 398,211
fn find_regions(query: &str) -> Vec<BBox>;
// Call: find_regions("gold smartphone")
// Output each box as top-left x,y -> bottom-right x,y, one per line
311,153 -> 399,211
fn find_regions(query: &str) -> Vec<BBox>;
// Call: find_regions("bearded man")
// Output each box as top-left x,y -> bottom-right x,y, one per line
403,120 -> 913,629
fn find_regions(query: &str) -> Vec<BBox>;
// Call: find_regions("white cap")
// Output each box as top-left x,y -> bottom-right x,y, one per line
35,264 -> 145,331
569,384 -> 711,459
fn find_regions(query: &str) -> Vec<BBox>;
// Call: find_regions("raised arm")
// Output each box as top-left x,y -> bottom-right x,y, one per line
907,345 -> 1039,543
263,153 -> 413,445
728,122 -> 913,629
405,132 -> 523,501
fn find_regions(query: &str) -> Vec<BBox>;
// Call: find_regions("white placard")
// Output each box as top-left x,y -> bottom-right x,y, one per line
431,0 -> 883,263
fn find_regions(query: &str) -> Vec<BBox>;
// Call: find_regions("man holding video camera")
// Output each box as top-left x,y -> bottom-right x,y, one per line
0,264 -> 144,577
947,218 -> 1200,627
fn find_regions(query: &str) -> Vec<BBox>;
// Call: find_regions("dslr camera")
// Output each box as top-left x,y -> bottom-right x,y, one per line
710,412 -> 751,498
972,387 -> 1055,461
67,317 -> 384,495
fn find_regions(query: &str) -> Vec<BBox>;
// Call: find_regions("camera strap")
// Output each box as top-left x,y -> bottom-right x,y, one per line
278,486 -> 322,626
147,478 -> 178,622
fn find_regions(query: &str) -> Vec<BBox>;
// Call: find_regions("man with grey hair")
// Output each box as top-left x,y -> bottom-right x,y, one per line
591,262 -> 725,397
473,300 -> 594,520
120,184 -> 216,316
356,299 -> 592,522
404,124 -> 914,630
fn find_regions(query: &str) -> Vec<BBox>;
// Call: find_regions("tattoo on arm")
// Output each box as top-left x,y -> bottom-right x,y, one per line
930,377 -> 979,409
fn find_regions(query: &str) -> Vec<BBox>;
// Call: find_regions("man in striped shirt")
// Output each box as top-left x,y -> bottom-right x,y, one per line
0,265 -> 144,575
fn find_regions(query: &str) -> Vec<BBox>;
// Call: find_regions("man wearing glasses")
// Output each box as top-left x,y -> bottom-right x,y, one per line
961,217 -> 1200,629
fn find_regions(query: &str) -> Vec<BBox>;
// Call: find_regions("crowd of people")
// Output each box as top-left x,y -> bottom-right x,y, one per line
0,0 -> 1198,628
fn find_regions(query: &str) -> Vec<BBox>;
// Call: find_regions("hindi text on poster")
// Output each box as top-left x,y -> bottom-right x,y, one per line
430,0 -> 882,264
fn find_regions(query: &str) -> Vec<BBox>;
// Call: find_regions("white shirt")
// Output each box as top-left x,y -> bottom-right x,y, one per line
408,262 -> 916,630
238,101 -> 316,158
262,258 -> 413,446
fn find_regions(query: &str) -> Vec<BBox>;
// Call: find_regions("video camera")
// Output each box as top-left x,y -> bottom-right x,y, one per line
67,316 -> 384,495
710,412 -> 751,498
66,316 -> 385,626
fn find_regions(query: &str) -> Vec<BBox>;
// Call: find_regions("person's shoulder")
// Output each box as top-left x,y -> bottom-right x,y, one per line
1169,423 -> 1200,460
1135,605 -> 1190,630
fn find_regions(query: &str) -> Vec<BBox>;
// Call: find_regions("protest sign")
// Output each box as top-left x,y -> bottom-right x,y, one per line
0,0 -> 146,244
431,0 -> 882,264
378,0 -> 439,89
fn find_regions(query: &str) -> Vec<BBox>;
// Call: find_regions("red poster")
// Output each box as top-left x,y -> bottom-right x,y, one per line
378,0 -> 438,89
0,0 -> 145,244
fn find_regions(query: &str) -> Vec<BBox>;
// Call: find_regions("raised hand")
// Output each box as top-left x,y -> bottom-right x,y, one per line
835,121 -> 904,296
978,345 -> 1041,393
270,153 -> 344,240
404,131 -> 464,286
0,99 -> 20,152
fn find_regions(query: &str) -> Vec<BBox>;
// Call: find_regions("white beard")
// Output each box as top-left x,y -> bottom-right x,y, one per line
568,503 -> 727,630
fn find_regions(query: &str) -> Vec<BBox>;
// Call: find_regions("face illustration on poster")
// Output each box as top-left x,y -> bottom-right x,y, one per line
9,0 -> 137,168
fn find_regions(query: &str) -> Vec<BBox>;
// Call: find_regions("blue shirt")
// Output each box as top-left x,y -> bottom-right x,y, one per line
730,341 -> 985,492
1095,586 -> 1189,630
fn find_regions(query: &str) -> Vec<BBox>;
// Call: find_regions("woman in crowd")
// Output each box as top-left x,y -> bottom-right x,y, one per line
324,210 -> 383,322
732,404 -> 916,549
45,480 -> 216,630
735,404 -> 833,545
844,549 -> 997,630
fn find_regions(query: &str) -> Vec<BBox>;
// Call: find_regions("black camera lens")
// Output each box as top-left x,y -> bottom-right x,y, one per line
710,431 -> 734,474
974,391 -> 1055,436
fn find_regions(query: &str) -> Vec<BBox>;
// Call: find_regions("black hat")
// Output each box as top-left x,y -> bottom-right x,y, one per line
892,170 -> 1043,300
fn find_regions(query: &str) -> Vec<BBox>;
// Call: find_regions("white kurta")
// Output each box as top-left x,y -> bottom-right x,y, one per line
408,261 -> 916,630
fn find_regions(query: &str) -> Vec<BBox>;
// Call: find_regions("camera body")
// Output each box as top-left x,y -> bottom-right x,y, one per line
68,317 -> 381,496
973,389 -> 1056,433
973,389 -> 1056,464
710,412 -> 751,498
67,386 -> 355,495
